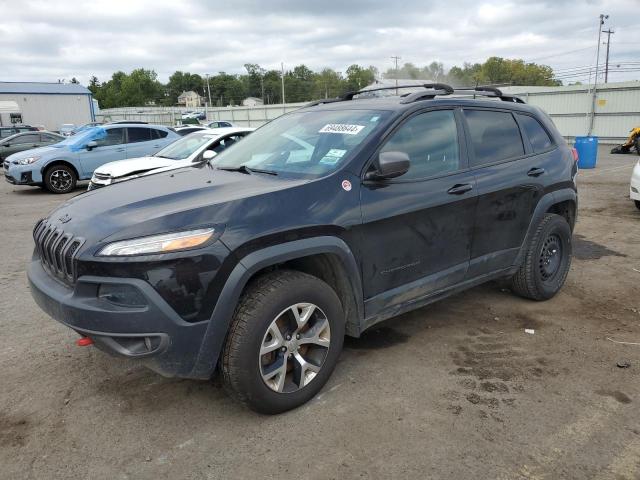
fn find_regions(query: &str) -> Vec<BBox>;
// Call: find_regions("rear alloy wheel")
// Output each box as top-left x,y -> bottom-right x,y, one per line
44,164 -> 76,194
510,213 -> 572,301
221,270 -> 344,414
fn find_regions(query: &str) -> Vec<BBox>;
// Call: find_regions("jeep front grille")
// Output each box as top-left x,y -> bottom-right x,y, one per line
33,220 -> 84,283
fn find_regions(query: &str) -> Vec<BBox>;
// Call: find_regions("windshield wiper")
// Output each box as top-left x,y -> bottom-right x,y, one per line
216,165 -> 278,176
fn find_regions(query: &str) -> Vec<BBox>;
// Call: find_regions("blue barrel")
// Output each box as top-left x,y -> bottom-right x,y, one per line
574,136 -> 598,169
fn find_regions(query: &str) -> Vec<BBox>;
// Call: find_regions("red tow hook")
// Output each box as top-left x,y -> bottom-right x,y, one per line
76,337 -> 94,347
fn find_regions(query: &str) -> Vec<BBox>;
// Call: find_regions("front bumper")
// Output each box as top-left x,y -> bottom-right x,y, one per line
4,162 -> 42,185
28,259 -> 210,378
631,161 -> 640,201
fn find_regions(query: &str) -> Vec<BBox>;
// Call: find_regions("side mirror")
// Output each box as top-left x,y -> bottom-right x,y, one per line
86,140 -> 98,151
201,150 -> 217,161
366,151 -> 410,180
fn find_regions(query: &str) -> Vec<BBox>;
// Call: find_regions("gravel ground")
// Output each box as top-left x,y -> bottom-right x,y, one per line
1,147 -> 639,480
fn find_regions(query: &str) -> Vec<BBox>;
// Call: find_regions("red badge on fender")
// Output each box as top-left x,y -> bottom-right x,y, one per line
341,180 -> 352,191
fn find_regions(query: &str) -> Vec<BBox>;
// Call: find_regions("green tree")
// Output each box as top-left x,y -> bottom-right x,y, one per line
166,71 -> 204,105
345,64 -> 377,91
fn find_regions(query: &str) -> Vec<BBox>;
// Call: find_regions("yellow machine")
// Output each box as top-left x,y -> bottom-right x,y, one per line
611,127 -> 640,154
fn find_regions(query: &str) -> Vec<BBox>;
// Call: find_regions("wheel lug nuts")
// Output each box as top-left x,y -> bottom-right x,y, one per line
281,347 -> 286,352
286,334 -> 291,340
288,353 -> 292,358
296,334 -> 300,339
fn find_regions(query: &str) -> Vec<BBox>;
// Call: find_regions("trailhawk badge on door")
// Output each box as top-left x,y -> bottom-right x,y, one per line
341,180 -> 352,191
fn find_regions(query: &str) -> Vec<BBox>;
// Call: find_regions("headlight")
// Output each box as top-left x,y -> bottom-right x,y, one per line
17,155 -> 41,165
98,228 -> 215,256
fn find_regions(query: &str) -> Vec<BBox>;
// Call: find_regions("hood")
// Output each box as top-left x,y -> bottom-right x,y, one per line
6,145 -> 59,162
94,156 -> 178,178
44,164 -> 307,250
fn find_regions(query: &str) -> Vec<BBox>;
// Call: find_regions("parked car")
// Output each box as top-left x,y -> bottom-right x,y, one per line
4,123 -> 178,193
0,131 -> 64,161
182,111 -> 206,121
206,121 -> 236,129
0,125 -> 39,139
59,124 -> 76,137
89,127 -> 254,189
173,125 -> 208,136
27,84 -> 577,413
631,158 -> 640,210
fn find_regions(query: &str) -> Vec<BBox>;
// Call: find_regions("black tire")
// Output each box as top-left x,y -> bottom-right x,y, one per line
510,213 -> 572,301
44,164 -> 76,194
635,137 -> 640,156
635,200 -> 640,210
221,270 -> 345,414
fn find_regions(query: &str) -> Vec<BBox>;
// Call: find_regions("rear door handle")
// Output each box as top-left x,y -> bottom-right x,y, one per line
447,183 -> 473,195
527,167 -> 545,177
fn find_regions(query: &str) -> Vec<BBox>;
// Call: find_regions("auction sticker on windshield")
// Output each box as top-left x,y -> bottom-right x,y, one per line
319,124 -> 365,135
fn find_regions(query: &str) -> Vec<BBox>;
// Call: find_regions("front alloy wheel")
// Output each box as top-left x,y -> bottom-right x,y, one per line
221,270 -> 344,414
260,303 -> 331,393
44,164 -> 76,193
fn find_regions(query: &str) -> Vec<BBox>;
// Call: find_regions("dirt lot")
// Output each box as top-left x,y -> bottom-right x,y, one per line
1,147 -> 639,480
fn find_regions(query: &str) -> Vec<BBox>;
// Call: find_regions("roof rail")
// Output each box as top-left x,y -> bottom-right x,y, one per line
451,86 -> 526,104
305,83 -> 525,107
342,82 -> 455,101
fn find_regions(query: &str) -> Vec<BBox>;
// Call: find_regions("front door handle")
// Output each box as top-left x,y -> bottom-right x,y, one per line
527,167 -> 545,177
447,183 -> 473,195
115,148 -> 125,152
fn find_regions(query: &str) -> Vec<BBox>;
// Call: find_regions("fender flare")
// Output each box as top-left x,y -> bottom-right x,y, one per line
189,236 -> 363,379
511,187 -> 577,270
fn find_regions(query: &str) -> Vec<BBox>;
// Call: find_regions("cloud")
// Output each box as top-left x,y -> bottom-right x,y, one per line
0,0 -> 638,84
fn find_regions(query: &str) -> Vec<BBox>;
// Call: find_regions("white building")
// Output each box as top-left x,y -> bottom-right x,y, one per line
0,82 -> 95,130
242,97 -> 264,107
177,91 -> 204,108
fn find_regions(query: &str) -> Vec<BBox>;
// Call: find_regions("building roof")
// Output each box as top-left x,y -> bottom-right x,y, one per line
0,82 -> 91,95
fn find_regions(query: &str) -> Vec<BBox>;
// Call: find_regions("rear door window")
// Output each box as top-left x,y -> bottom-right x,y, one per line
517,114 -> 553,152
127,127 -> 152,143
151,128 -> 168,139
16,133 -> 40,144
463,110 -> 525,166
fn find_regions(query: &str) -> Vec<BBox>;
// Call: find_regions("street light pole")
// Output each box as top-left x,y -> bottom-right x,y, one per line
588,13 -> 608,136
281,62 -> 286,113
391,55 -> 401,94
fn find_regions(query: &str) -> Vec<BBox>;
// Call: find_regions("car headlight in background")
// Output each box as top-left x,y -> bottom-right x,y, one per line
17,155 -> 41,165
98,228 -> 215,256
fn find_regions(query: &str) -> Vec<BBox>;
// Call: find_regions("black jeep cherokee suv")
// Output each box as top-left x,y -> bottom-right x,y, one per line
28,84 -> 577,413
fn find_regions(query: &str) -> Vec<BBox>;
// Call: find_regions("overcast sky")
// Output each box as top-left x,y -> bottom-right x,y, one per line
1,0 -> 638,85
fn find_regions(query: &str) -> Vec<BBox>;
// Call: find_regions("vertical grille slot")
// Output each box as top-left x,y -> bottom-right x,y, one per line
32,220 -> 83,283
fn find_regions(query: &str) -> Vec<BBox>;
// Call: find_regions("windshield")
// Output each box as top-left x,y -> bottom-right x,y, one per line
155,131 -> 218,160
212,109 -> 390,178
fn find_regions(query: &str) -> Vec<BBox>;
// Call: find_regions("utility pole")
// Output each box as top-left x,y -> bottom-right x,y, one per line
391,55 -> 401,94
205,74 -> 212,106
602,28 -> 615,83
281,62 -> 286,112
260,75 -> 265,103
588,13 -> 608,136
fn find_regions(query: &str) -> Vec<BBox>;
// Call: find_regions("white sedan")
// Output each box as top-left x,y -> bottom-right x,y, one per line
631,158 -> 640,210
88,127 -> 254,190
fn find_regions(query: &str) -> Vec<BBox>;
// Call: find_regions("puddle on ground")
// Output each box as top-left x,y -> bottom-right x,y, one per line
344,326 -> 409,350
573,235 -> 627,260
